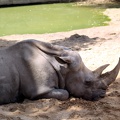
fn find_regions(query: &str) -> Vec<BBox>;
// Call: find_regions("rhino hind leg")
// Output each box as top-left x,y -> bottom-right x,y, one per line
31,89 -> 69,101
0,92 -> 24,105
15,93 -> 25,103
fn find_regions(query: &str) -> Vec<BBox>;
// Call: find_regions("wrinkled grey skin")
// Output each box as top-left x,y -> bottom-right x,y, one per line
0,40 -> 120,104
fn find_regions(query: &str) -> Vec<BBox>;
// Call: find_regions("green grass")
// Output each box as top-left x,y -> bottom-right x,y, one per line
0,3 -> 110,36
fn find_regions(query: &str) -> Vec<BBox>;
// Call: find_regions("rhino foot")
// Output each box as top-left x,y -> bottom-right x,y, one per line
41,89 -> 69,101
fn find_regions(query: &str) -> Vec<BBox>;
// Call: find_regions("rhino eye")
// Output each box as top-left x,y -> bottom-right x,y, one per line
85,80 -> 93,86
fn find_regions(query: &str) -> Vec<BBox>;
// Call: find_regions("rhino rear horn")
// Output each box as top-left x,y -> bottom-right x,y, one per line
93,64 -> 110,77
101,58 -> 120,86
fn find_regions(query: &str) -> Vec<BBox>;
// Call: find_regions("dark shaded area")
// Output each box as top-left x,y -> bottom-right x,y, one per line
0,0 -> 120,8
0,0 -> 71,8
52,34 -> 105,51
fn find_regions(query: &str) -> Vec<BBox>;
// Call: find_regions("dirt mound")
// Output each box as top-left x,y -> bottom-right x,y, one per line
52,34 -> 102,51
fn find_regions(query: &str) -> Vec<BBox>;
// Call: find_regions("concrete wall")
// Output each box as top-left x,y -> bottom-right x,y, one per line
0,0 -> 67,6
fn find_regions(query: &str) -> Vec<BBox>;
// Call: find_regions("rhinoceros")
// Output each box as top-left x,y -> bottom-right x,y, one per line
0,39 -> 120,104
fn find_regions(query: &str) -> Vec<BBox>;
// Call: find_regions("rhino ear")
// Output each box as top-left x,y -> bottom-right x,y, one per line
93,64 -> 110,77
56,51 -> 81,71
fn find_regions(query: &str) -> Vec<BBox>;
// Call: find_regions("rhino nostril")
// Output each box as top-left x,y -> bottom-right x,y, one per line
100,91 -> 106,98
100,94 -> 105,98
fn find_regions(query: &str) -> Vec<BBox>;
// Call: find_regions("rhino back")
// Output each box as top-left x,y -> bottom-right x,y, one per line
7,41 -> 60,99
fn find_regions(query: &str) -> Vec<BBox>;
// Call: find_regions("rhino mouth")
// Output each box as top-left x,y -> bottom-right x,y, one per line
81,89 -> 106,101
91,90 -> 106,101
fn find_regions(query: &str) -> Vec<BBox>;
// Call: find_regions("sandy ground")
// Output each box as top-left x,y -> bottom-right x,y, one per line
0,7 -> 120,120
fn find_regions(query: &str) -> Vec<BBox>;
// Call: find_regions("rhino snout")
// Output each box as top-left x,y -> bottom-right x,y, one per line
82,89 -> 106,101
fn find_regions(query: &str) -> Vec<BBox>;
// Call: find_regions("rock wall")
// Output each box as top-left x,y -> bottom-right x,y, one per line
0,0 -> 67,6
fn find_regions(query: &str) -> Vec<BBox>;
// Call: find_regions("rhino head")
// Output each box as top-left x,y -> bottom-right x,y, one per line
57,50 -> 120,101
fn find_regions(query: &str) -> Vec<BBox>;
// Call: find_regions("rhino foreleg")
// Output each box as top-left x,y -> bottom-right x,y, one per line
31,89 -> 69,101
42,89 -> 69,100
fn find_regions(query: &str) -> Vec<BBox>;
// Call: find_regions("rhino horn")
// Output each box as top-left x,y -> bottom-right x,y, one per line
100,58 -> 120,87
93,64 -> 110,77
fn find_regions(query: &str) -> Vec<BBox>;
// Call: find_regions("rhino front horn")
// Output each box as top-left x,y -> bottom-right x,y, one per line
101,58 -> 120,87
